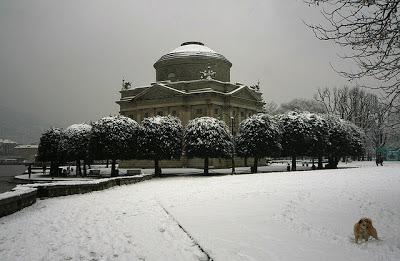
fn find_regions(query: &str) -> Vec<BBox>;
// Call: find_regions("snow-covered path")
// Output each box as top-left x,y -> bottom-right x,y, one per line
1,162 -> 400,261
0,187 -> 208,261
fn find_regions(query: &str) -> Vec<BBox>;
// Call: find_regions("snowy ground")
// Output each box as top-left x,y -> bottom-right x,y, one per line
1,161 -> 400,261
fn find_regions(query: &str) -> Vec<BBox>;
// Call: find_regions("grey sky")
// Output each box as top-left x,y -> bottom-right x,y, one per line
0,0 -> 357,143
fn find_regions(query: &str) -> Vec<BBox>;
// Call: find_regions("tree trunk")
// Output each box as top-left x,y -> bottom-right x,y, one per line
291,155 -> 297,171
111,159 -> 117,177
252,157 -> 258,173
334,157 -> 339,168
204,157 -> 209,175
106,159 -> 109,168
318,156 -> 323,169
83,161 -> 87,176
154,159 -> 161,177
76,160 -> 81,176
328,156 -> 338,169
50,161 -> 56,176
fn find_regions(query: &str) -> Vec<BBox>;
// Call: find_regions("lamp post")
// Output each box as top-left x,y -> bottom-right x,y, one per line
231,116 -> 236,175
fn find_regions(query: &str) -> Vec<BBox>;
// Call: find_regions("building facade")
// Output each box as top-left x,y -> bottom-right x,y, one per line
117,42 -> 264,168
0,139 -> 17,156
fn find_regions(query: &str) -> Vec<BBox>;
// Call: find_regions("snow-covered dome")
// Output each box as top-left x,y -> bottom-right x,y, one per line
154,42 -> 232,82
155,42 -> 231,65
170,41 -> 217,54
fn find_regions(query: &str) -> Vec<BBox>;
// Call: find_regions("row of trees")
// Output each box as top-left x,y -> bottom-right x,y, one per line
264,86 -> 400,159
37,112 -> 365,176
237,112 -> 364,172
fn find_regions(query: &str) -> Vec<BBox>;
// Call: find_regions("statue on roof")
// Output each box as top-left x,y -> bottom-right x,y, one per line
200,66 -> 216,80
122,79 -> 132,90
250,80 -> 260,91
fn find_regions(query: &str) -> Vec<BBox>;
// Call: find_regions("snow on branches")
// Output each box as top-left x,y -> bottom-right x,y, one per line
184,117 -> 233,175
140,116 -> 183,176
88,116 -> 140,176
140,116 -> 183,159
58,123 -> 92,163
184,117 -> 233,160
37,127 -> 62,163
37,127 -> 62,176
236,113 -> 281,172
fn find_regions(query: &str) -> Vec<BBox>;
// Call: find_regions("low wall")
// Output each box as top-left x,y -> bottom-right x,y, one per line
33,175 -> 153,198
0,188 -> 37,218
120,157 -> 266,169
0,174 -> 153,218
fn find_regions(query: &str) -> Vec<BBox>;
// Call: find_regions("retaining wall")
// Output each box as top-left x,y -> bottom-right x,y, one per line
0,174 -> 153,218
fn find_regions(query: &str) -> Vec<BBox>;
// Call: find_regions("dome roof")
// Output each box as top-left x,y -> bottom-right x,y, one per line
154,42 -> 232,67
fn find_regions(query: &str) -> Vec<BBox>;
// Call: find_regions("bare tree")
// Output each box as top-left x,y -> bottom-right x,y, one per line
280,98 -> 326,113
307,0 -> 400,109
314,86 -> 397,158
263,100 -> 280,115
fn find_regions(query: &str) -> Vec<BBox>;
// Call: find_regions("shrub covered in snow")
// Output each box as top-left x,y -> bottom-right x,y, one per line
236,113 -> 281,173
139,116 -> 183,176
184,117 -> 233,175
88,116 -> 140,177
58,123 -> 92,176
37,128 -> 62,176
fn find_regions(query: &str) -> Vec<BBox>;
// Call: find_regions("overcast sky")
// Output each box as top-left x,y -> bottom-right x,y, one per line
0,0 -> 360,143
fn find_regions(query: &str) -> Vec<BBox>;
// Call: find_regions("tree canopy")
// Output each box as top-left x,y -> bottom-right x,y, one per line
236,113 -> 281,172
140,116 -> 183,176
184,117 -> 233,174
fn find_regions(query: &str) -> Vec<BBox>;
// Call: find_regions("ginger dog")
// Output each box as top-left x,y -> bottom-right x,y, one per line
354,218 -> 378,243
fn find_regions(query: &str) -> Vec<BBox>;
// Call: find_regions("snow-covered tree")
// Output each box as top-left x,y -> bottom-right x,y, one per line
324,115 -> 365,168
88,116 -> 140,177
278,111 -> 315,171
37,128 -> 62,176
280,98 -> 326,114
307,113 -> 331,169
236,113 -> 281,173
58,123 -> 92,176
139,116 -> 183,176
343,121 -> 366,159
184,117 -> 233,175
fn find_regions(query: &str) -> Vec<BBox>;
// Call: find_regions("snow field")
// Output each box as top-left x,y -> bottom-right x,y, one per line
1,161 -> 399,261
0,187 -> 207,261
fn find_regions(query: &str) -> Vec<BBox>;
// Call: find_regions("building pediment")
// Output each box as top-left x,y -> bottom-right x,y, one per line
132,83 -> 185,101
230,86 -> 261,101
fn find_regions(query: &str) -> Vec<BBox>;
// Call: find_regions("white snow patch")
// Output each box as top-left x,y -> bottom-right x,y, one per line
1,161 -> 399,260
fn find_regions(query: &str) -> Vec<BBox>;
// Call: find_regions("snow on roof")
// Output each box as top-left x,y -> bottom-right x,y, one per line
14,145 -> 38,149
155,42 -> 231,67
0,139 -> 17,144
169,43 -> 217,54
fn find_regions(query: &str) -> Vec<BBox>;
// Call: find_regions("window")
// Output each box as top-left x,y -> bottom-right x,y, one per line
196,109 -> 202,115
214,108 -> 219,115
241,111 -> 245,117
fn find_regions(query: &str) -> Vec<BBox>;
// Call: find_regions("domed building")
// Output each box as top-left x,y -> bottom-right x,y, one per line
118,42 -> 264,126
117,42 -> 264,168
